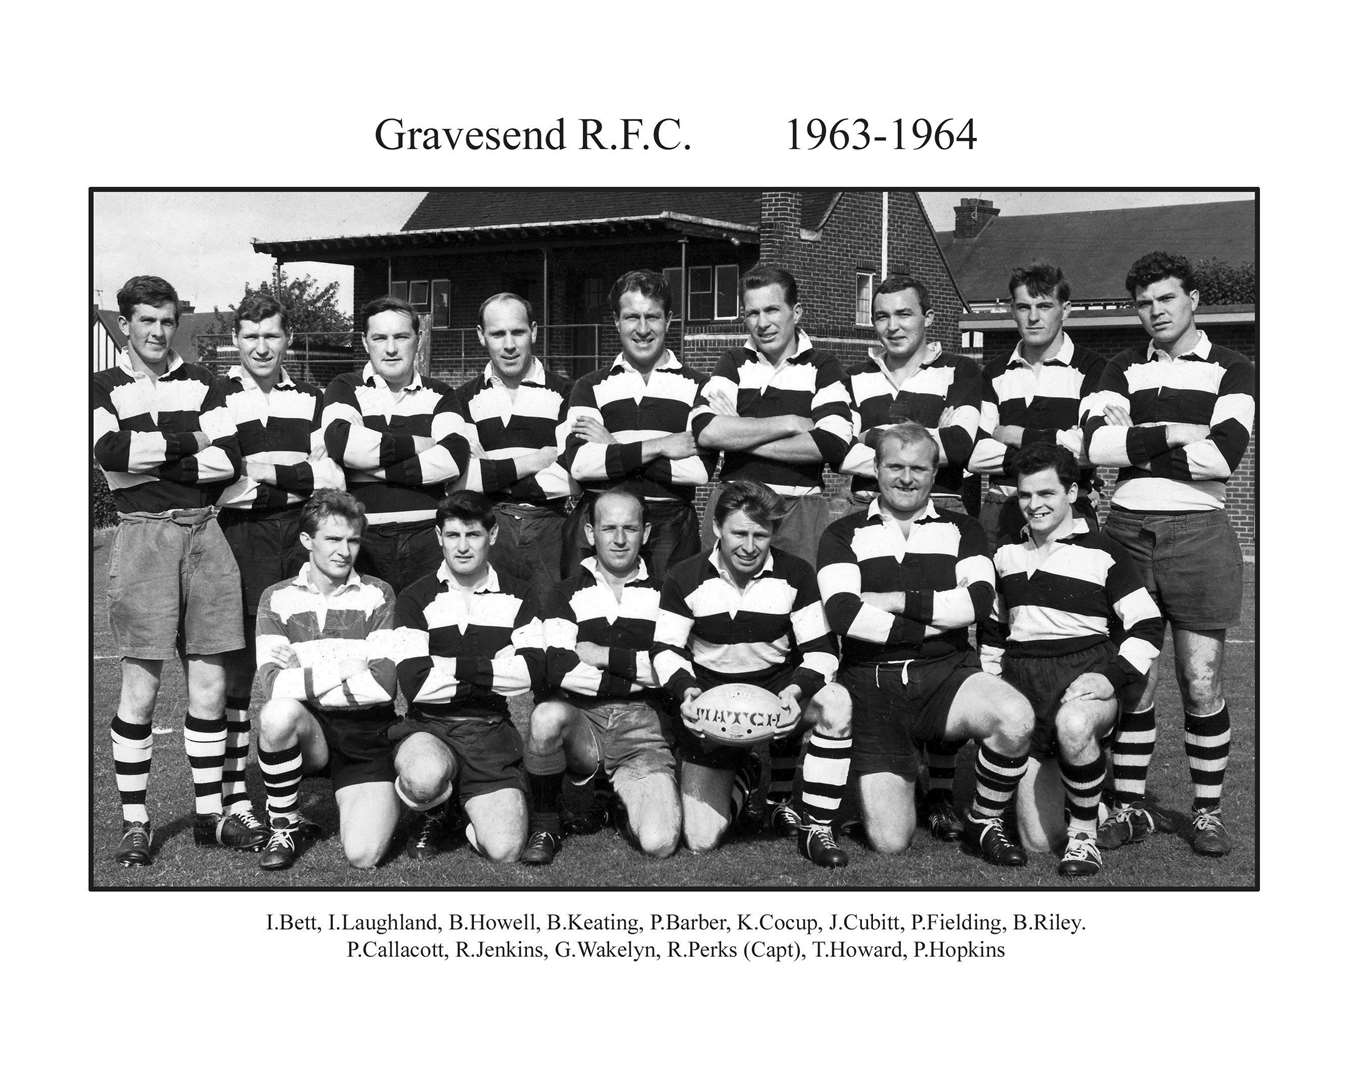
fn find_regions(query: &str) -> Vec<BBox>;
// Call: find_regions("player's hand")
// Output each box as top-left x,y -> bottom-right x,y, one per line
191,430 -> 212,453
1060,672 -> 1114,702
660,431 -> 697,459
703,390 -> 738,416
679,687 -> 703,730
576,641 -> 609,670
993,424 -> 1024,448
1166,423 -> 1211,447
529,446 -> 559,471
311,456 -> 347,491
264,644 -> 300,669
573,416 -> 617,444
336,654 -> 370,681
1103,405 -> 1132,427
776,686 -> 803,732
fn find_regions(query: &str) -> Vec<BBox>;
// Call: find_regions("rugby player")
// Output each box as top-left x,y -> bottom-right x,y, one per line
93,274 -> 267,865
836,274 -> 983,844
253,490 -> 400,870
1082,251 -> 1255,856
692,264 -> 853,568
521,489 -> 680,864
455,292 -> 576,594
968,263 -> 1107,549
216,293 -> 344,837
653,481 -> 853,869
322,296 -> 471,594
981,445 -> 1164,876
819,423 -> 1034,865
388,492 -> 544,862
560,270 -> 714,579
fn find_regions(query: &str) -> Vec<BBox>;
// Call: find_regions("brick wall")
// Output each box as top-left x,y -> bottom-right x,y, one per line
980,322 -> 1257,557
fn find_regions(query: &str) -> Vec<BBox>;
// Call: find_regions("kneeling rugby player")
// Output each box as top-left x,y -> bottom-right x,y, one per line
522,488 -> 680,864
253,490 -> 401,870
982,444 -> 1163,876
653,480 -> 853,868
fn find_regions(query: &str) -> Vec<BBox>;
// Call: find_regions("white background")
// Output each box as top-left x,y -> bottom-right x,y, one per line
7,1 -> 1338,1075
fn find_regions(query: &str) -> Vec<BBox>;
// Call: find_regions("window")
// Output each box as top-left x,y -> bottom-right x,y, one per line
408,280 -> 430,311
390,280 -> 409,302
431,279 -> 450,329
663,263 -> 740,321
855,271 -> 876,326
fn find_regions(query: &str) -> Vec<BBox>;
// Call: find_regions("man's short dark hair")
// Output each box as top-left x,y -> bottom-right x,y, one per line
362,295 -> 420,334
739,264 -> 798,306
435,491 -> 496,531
870,421 -> 940,469
873,273 -> 931,315
609,270 -> 672,318
1010,443 -> 1078,491
713,479 -> 786,530
299,489 -> 366,537
478,291 -> 534,326
589,486 -> 645,527
1125,251 -> 1196,296
1007,264 -> 1071,303
117,275 -> 179,319
234,292 -> 290,332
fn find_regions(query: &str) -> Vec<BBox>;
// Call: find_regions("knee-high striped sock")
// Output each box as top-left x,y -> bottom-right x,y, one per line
768,730 -> 803,805
800,731 -> 852,827
183,712 -> 227,816
111,717 -> 153,824
223,700 -> 252,812
1109,707 -> 1155,805
1185,705 -> 1230,812
971,743 -> 1029,820
259,743 -> 304,823
1060,753 -> 1106,838
924,738 -> 964,799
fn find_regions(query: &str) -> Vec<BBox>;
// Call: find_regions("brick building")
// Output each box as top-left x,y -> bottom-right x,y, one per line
251,189 -> 964,385
936,196 -> 1257,556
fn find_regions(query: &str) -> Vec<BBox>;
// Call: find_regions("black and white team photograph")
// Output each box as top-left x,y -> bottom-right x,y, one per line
90,188 -> 1257,889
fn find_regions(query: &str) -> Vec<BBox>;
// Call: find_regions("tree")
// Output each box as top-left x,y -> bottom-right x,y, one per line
1192,258 -> 1256,305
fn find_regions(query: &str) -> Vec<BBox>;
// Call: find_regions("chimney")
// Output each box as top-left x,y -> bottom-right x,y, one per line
759,191 -> 803,266
953,197 -> 999,239
180,300 -> 196,314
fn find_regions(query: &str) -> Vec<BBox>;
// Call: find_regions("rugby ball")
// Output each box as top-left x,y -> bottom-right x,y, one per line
690,682 -> 789,747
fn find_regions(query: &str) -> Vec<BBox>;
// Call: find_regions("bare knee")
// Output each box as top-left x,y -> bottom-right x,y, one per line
636,818 -> 680,859
809,683 -> 852,738
996,692 -> 1035,747
259,700 -> 304,747
528,701 -> 572,749
683,816 -> 726,854
480,833 -> 524,863
399,758 -> 452,806
1055,705 -> 1101,759
866,819 -> 915,855
344,837 -> 390,870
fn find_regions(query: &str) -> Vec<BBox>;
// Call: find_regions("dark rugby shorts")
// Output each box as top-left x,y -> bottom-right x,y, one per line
218,506 -> 306,631
388,714 -> 526,801
1105,507 -> 1242,630
841,651 -> 982,780
308,703 -> 398,790
1001,641 -> 1118,761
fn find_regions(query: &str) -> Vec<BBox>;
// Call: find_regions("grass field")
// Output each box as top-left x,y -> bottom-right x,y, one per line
90,530 -> 1256,890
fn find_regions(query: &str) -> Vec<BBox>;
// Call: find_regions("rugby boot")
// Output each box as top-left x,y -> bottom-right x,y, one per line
259,815 -> 319,871
115,820 -> 154,867
194,810 -> 269,850
521,829 -> 561,866
770,801 -> 803,837
1189,808 -> 1232,857
1096,803 -> 1160,850
798,823 -> 849,869
405,808 -> 449,861
921,792 -> 965,842
1058,833 -> 1103,878
963,814 -> 1028,867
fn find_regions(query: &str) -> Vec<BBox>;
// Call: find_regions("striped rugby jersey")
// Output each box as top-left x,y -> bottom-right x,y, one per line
691,332 -> 853,497
838,343 -> 981,499
322,363 -> 471,525
92,351 -> 241,513
981,517 -> 1164,691
818,500 -> 995,665
454,359 -> 578,506
390,564 -> 544,721
216,365 -> 326,511
652,547 -> 838,704
545,557 -> 661,699
563,351 -> 715,502
968,335 -> 1106,496
254,564 -> 398,709
1082,332 -> 1254,512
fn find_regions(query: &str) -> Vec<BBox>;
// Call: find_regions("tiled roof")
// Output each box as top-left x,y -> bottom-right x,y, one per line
937,200 -> 1255,302
402,189 -> 765,231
